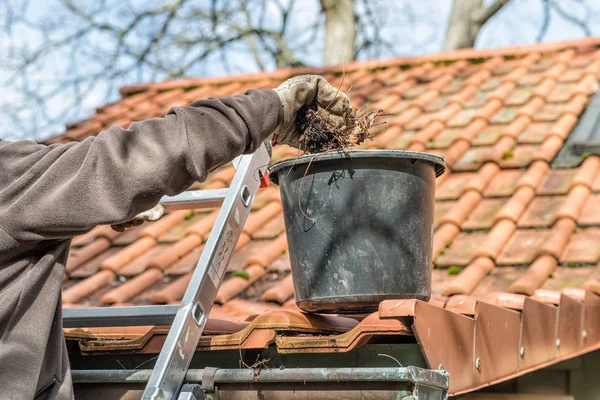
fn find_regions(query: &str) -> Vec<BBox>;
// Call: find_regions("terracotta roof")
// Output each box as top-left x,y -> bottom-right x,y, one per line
53,38 -> 600,395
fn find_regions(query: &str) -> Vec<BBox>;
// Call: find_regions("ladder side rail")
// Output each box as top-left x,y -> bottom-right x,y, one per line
141,143 -> 270,400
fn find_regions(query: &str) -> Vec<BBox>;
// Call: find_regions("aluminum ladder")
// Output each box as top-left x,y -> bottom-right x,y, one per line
63,141 -> 273,400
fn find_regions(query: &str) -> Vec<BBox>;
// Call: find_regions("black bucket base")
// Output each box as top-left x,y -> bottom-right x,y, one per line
297,293 -> 430,314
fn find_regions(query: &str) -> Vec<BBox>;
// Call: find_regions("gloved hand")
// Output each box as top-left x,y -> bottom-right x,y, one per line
111,203 -> 165,232
271,75 -> 351,149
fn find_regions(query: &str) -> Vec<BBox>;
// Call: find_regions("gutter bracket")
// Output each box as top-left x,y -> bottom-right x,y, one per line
201,367 -> 219,400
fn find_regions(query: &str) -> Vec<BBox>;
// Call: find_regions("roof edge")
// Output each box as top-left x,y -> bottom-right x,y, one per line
119,37 -> 600,95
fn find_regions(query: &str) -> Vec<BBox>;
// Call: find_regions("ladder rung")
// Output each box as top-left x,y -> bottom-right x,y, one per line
63,305 -> 179,328
160,189 -> 228,211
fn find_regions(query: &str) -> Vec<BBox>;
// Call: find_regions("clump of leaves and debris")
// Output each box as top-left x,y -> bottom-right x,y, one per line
295,102 -> 388,154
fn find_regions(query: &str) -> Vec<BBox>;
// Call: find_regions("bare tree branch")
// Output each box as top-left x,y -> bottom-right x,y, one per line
549,0 -> 592,36
537,0 -> 551,42
238,0 -> 266,71
473,0 -> 510,24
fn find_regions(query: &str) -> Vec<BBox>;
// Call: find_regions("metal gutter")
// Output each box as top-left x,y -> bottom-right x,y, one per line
73,366 -> 449,399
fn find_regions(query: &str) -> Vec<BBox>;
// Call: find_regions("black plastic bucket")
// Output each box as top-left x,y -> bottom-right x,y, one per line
268,150 -> 446,314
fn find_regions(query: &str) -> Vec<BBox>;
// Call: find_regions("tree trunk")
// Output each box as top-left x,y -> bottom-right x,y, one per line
320,0 -> 356,66
443,0 -> 510,51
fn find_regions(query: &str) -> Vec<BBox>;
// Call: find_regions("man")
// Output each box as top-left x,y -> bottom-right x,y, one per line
0,75 -> 350,399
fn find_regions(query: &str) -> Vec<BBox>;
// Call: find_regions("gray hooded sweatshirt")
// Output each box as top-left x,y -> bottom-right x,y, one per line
0,89 -> 281,399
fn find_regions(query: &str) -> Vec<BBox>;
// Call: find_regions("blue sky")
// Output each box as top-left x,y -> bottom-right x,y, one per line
1,0 -> 600,141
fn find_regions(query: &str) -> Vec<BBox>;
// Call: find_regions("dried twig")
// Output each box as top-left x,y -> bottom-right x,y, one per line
296,106 -> 387,153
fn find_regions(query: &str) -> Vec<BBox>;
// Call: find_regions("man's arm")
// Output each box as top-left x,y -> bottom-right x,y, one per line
0,89 -> 281,242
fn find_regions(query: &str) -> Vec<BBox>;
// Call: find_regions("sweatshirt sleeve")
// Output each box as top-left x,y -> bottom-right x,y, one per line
0,88 -> 281,242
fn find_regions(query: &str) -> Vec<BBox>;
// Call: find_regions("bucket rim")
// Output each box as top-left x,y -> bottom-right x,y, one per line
267,149 -> 446,185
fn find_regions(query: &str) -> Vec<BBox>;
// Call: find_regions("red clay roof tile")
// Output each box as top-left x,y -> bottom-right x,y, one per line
463,199 -> 506,230
506,87 -> 534,106
579,194 -> 600,226
63,270 -> 116,304
251,215 -> 285,240
260,274 -> 294,304
502,115 -> 531,139
69,248 -> 121,279
509,255 -> 558,295
537,169 -> 577,195
66,238 -> 111,274
474,219 -> 516,260
533,136 -> 564,162
561,228 -> 600,264
573,156 -> 600,188
118,245 -> 170,276
246,234 -> 288,267
51,41 -> 600,374
100,236 -> 156,272
472,125 -> 503,146
495,186 -> 536,223
147,234 -> 203,271
185,209 -> 220,239
483,169 -> 522,197
441,140 -> 470,166
439,190 -> 482,226
442,257 -> 495,296
497,229 -> 550,266
435,231 -> 488,267
164,246 -> 203,275
140,210 -> 192,239
556,185 -> 591,221
243,202 -> 282,235
539,218 -> 577,259
215,265 -> 266,304
99,268 -> 163,305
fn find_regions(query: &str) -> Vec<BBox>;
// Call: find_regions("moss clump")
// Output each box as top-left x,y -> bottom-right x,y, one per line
448,266 -> 462,275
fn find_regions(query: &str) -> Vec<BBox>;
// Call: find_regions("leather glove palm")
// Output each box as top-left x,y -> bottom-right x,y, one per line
271,75 -> 351,149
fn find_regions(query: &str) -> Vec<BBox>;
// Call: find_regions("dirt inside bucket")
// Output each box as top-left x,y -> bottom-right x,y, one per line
296,103 -> 387,154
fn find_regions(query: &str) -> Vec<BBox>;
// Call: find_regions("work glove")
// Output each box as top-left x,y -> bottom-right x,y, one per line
111,203 -> 165,232
271,75 -> 351,149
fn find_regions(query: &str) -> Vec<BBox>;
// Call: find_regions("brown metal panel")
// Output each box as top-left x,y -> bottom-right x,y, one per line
584,290 -> 600,347
473,301 -> 521,386
411,301 -> 475,394
557,293 -> 584,356
519,297 -> 558,369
